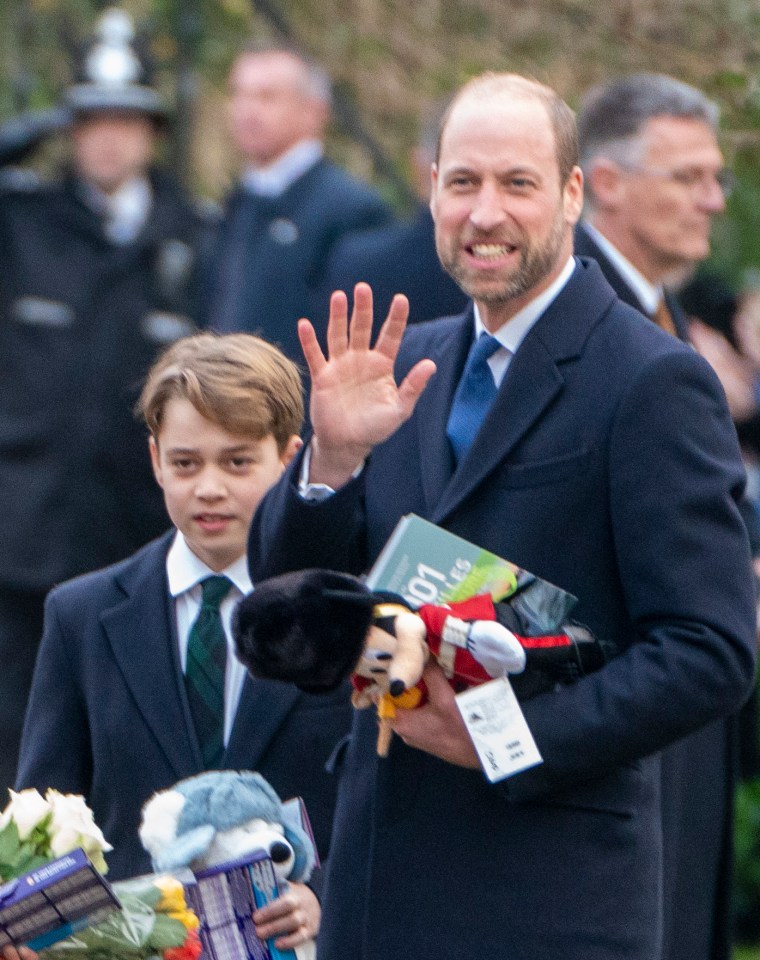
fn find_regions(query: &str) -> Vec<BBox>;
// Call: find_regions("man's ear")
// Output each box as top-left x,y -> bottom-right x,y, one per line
563,165 -> 584,226
280,434 -> 303,469
586,158 -> 625,211
429,163 -> 440,222
149,435 -> 164,489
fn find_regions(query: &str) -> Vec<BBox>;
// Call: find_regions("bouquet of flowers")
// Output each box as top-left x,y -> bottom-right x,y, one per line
41,874 -> 202,960
0,788 -> 112,880
0,790 -> 201,960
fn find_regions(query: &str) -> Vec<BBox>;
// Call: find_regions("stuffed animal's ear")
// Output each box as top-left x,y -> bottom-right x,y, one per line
151,824 -> 217,872
233,569 -> 374,692
282,824 -> 316,883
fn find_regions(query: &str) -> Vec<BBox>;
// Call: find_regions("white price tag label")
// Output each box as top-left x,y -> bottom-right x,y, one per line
456,677 -> 543,782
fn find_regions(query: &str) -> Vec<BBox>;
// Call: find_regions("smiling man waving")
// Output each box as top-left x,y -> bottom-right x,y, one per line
248,72 -> 757,960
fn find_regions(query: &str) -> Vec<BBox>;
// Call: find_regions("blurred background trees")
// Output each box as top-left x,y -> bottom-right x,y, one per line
5,0 -> 760,286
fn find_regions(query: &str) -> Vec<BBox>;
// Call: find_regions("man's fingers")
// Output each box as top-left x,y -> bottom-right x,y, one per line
349,282 -> 375,352
326,289 -> 350,358
398,359 -> 437,418
374,293 -> 410,360
298,318 -> 327,376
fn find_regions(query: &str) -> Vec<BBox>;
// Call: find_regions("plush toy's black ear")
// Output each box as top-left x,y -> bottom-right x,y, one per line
233,569 -> 374,693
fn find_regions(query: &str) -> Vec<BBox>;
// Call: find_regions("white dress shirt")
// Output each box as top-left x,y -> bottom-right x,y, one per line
80,176 -> 153,245
474,254 -> 576,386
242,139 -> 324,198
166,532 -> 252,746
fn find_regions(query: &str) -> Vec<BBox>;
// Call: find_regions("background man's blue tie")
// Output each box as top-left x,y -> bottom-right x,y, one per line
184,575 -> 231,768
446,332 -> 501,463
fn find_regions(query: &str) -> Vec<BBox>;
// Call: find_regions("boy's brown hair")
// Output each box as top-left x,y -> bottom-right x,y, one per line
138,333 -> 303,451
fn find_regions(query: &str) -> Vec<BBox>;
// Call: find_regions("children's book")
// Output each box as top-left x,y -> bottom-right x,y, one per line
182,797 -> 317,960
364,513 -> 577,634
186,852 -> 297,960
0,848 -> 120,952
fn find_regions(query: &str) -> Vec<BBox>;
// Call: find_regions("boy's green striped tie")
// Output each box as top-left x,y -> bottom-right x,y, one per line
184,575 -> 231,768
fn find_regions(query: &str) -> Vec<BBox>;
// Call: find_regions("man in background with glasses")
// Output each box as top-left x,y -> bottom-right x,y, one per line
576,73 -> 746,960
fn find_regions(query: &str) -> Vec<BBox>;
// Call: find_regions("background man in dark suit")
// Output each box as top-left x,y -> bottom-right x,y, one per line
575,73 -> 751,960
247,72 -> 757,960
322,99 -> 467,328
207,45 -> 392,361
16,334 -> 351,954
0,9 -> 210,798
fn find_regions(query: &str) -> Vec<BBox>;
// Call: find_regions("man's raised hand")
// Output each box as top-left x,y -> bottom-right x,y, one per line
299,282 -> 436,489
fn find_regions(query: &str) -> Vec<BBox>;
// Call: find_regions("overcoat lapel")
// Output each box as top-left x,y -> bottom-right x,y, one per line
99,536 -> 202,779
414,314 -> 472,512
223,677 -> 300,769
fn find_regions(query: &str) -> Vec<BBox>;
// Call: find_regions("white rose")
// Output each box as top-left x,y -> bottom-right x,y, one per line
0,789 -> 52,840
46,790 -> 112,865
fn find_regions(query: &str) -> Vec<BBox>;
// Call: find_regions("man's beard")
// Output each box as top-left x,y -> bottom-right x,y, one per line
438,206 -> 567,305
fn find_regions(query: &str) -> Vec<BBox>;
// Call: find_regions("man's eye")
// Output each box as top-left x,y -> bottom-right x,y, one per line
229,457 -> 254,469
172,459 -> 196,472
509,177 -> 533,190
671,170 -> 701,188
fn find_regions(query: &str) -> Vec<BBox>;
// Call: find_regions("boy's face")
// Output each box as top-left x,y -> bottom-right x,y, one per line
150,397 -> 302,572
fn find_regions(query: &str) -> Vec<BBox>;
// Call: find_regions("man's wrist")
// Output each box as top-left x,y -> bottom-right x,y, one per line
308,436 -> 369,489
298,440 -> 365,500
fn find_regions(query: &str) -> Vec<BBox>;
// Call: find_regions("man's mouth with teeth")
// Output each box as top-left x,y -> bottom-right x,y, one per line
469,242 -> 517,260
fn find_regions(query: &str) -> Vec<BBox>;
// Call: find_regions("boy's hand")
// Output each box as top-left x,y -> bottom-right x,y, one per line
252,880 -> 320,951
2,946 -> 38,960
299,282 -> 436,489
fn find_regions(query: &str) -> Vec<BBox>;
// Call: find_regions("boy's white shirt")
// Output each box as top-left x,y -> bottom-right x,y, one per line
167,531 -> 252,746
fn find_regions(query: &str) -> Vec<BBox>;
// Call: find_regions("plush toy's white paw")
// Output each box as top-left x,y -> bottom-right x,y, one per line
467,621 -> 526,676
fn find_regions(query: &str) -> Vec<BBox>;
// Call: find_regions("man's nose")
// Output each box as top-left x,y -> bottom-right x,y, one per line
699,174 -> 727,215
469,182 -> 507,232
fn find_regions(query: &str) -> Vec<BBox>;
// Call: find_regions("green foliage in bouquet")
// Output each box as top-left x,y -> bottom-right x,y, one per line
0,815 -> 54,878
40,874 -> 202,960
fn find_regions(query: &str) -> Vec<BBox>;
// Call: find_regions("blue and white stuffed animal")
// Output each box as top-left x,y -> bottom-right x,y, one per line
138,770 -> 315,884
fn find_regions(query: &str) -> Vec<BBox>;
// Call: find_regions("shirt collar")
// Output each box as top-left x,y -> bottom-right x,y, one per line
166,531 -> 252,598
242,139 -> 323,198
582,221 -> 661,315
474,255 -> 576,352
79,176 -> 152,243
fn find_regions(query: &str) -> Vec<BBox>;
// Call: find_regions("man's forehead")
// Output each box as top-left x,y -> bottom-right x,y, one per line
438,94 -> 555,167
641,114 -> 721,158
231,52 -> 305,92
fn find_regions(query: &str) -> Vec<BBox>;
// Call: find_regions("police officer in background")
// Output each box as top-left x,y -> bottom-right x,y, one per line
0,8 -> 210,794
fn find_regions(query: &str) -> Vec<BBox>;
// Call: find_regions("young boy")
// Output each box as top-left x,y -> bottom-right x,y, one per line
14,333 -> 351,950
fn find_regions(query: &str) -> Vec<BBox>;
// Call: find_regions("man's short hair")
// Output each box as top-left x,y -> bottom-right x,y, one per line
232,43 -> 332,106
436,72 -> 579,185
577,72 -> 720,171
139,333 -> 304,451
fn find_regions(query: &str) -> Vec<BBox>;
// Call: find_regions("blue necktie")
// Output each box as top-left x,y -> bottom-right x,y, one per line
446,333 -> 501,463
185,575 -> 231,768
